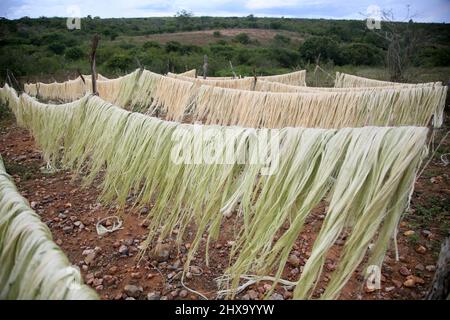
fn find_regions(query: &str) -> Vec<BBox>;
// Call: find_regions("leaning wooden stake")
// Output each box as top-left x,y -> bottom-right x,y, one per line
203,55 -> 208,79
77,69 -> 86,84
90,35 -> 100,95
427,237 -> 450,299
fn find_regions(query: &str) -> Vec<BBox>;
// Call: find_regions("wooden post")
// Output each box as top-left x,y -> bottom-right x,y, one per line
229,61 -> 237,79
90,34 -> 100,95
252,67 -> 257,91
203,55 -> 208,79
427,237 -> 450,299
77,69 -> 86,84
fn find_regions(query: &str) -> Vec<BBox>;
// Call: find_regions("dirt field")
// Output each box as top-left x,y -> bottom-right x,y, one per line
0,112 -> 448,300
119,28 -> 304,46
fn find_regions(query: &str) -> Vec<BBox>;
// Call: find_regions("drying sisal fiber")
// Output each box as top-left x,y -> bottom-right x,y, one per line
251,69 -> 306,86
168,72 -> 256,90
335,72 -> 441,88
0,155 -> 98,299
178,69 -> 197,77
1,86 -> 429,299
192,84 -> 447,128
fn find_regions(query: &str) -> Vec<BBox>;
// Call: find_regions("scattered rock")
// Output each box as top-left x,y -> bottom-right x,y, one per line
399,266 -> 411,276
283,291 -> 293,299
179,290 -> 188,298
403,230 -> 415,236
118,245 -> 129,256
425,265 -> 436,272
247,289 -> 258,300
415,264 -> 425,271
84,252 -> 96,265
385,286 -> 395,292
288,254 -> 301,267
109,266 -> 118,274
153,243 -> 170,262
189,266 -> 202,275
270,293 -> 284,300
62,225 -> 73,234
131,272 -> 141,279
55,239 -> 63,246
403,275 -> 425,288
392,279 -> 403,288
30,201 -> 37,209
123,284 -> 143,298
416,245 -> 427,254
421,230 -> 432,238
147,292 -> 161,300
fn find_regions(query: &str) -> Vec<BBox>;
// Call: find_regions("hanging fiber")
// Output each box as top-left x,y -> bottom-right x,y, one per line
0,155 -> 98,300
335,72 -> 441,88
1,88 -> 429,300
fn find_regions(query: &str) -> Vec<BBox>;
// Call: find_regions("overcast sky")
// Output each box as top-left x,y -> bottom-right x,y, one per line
1,0 -> 449,22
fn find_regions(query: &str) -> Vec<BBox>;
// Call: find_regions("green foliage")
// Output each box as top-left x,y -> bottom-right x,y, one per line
340,43 -> 383,66
65,47 -> 85,61
106,53 -> 133,72
143,41 -> 161,49
273,34 -> 291,45
234,33 -> 250,45
299,36 -> 340,64
0,16 -> 448,78
47,42 -> 65,55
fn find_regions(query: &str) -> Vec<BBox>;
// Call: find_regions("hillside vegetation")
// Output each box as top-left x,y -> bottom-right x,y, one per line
0,15 -> 449,82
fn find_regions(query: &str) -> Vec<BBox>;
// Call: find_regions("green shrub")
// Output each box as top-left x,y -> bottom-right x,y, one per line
106,53 -> 133,71
65,47 -> 85,61
143,41 -> 161,49
48,43 -> 65,55
234,33 -> 250,45
299,36 -> 341,64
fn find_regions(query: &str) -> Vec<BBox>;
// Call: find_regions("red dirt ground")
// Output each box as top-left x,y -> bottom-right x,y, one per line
0,115 -> 448,300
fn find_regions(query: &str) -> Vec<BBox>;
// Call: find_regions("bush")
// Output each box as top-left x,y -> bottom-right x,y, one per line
273,34 -> 291,45
213,31 -> 222,37
65,47 -> 85,61
234,33 -> 250,45
165,41 -> 183,53
143,41 -> 161,49
106,54 -> 133,71
340,43 -> 383,65
48,43 -> 65,55
299,36 -> 341,64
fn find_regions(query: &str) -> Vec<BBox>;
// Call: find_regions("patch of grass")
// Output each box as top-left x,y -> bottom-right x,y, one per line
0,103 -> 13,126
4,159 -> 39,181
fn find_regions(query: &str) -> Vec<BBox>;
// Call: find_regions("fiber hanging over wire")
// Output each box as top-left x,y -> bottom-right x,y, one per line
192,84 -> 447,128
168,72 -> 256,90
0,155 -> 98,300
178,69 -> 197,77
1,87 -> 429,299
248,70 -> 307,86
335,72 -> 441,88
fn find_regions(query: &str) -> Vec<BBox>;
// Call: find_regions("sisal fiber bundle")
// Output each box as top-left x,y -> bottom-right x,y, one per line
178,69 -> 197,77
335,72 -> 441,88
247,70 -> 306,86
168,72 -> 256,90
2,89 -> 429,299
0,155 -> 98,299
192,84 -> 447,128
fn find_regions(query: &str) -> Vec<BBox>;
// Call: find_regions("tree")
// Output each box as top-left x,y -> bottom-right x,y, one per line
65,47 -> 84,60
299,36 -> 341,64
363,5 -> 422,81
234,33 -> 250,45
